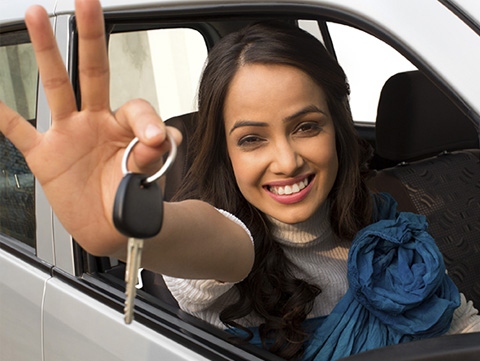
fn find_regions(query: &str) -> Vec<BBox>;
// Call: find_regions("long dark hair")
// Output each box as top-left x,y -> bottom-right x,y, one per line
175,21 -> 373,360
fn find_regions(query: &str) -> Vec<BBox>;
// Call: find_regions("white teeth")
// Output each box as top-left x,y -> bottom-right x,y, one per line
299,180 -> 306,190
269,178 -> 309,196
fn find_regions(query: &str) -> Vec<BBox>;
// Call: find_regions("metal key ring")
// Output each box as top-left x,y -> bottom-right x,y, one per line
121,133 -> 177,184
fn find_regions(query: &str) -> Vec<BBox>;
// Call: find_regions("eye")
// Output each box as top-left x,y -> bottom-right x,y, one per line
237,135 -> 265,149
293,122 -> 322,136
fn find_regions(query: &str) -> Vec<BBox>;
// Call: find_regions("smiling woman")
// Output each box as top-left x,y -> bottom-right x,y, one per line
167,21 -> 375,359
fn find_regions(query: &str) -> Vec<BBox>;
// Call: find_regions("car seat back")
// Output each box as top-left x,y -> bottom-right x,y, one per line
141,112 -> 197,307
370,71 -> 480,305
163,112 -> 197,201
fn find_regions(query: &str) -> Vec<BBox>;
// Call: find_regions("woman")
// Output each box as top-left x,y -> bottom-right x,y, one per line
0,1 -> 478,360
167,20 -> 373,357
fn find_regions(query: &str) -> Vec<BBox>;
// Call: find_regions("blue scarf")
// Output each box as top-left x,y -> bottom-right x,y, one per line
228,193 -> 460,360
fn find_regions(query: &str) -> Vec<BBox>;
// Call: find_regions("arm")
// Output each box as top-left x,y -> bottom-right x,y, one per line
141,201 -> 254,283
0,0 -> 253,283
447,294 -> 480,334
108,200 -> 254,283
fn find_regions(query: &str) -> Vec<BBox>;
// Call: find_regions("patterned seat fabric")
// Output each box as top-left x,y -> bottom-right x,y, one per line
370,71 -> 480,306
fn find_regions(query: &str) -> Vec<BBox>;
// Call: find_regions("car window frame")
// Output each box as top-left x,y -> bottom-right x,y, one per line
0,24 -> 56,268
0,29 -> 37,249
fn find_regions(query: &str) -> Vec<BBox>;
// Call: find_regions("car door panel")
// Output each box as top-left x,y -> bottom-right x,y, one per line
0,248 -> 50,361
43,276 -> 208,361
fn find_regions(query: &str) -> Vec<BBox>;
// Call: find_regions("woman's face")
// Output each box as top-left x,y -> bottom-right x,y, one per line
224,63 -> 338,224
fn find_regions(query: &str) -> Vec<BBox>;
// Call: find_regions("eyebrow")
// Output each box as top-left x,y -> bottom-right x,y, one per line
228,105 -> 326,135
228,120 -> 269,135
283,105 -> 326,123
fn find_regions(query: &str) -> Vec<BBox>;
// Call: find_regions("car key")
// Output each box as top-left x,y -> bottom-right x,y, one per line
124,236 -> 145,324
113,135 -> 177,324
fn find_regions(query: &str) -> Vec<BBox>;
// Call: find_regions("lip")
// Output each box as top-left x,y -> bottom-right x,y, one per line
264,174 -> 315,204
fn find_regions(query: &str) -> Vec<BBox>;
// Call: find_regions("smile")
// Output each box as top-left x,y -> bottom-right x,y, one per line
264,175 -> 315,205
268,176 -> 310,195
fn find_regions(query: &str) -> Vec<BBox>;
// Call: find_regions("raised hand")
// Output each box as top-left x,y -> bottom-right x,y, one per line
0,0 -> 181,255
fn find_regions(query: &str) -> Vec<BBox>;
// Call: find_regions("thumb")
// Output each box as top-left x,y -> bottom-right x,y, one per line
0,101 -> 40,157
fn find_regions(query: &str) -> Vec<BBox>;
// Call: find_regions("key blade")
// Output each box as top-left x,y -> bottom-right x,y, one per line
124,238 -> 144,324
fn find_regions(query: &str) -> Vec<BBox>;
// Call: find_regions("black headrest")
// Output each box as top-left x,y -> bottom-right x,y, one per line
375,71 -> 479,163
163,112 -> 197,201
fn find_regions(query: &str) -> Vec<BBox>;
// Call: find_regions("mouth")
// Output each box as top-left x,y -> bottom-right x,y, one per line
265,174 -> 314,196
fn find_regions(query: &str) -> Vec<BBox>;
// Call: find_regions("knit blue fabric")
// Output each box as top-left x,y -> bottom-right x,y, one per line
228,193 -> 460,361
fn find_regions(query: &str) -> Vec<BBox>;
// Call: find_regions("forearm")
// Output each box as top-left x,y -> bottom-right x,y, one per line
112,199 -> 255,283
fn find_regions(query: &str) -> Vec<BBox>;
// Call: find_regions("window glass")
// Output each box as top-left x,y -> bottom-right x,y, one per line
327,23 -> 417,123
0,32 -> 37,248
109,28 -> 208,121
298,19 -> 325,44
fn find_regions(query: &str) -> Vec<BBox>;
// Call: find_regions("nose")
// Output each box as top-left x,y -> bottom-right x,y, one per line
269,139 -> 304,176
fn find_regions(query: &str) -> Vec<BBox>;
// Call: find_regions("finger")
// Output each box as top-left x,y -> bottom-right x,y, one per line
115,98 -> 168,145
75,0 -> 110,111
115,99 -> 183,172
0,102 -> 40,156
165,126 -> 183,149
131,127 -> 182,174
25,6 -> 77,120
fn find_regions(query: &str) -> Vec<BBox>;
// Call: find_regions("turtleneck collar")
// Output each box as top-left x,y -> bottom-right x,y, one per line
266,201 -> 333,247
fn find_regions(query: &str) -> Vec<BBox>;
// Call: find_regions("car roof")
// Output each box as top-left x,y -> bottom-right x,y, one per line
449,0 -> 480,24
0,0 -> 55,25
1,0 -> 480,123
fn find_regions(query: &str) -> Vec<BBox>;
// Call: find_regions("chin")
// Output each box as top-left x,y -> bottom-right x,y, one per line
269,209 -> 315,224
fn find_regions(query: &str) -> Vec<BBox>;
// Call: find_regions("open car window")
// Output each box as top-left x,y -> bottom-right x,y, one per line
325,22 -> 417,123
109,27 -> 208,121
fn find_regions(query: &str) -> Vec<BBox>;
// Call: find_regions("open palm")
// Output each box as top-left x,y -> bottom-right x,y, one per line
0,0 -> 179,254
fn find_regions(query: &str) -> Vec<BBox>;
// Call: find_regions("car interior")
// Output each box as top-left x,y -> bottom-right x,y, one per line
145,71 -> 480,361
369,70 -> 480,308
133,68 -> 480,360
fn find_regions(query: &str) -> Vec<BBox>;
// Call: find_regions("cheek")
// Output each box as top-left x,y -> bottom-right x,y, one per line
230,155 -> 257,191
330,152 -> 339,181
328,143 -> 339,179
311,138 -> 339,185
309,136 -> 337,167
327,146 -> 340,193
228,152 -> 269,205
326,140 -> 339,170
227,146 -> 256,194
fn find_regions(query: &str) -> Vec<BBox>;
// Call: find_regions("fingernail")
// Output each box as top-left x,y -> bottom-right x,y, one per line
145,124 -> 162,140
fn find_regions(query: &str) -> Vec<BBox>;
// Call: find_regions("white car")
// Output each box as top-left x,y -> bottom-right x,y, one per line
1,0 -> 479,360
